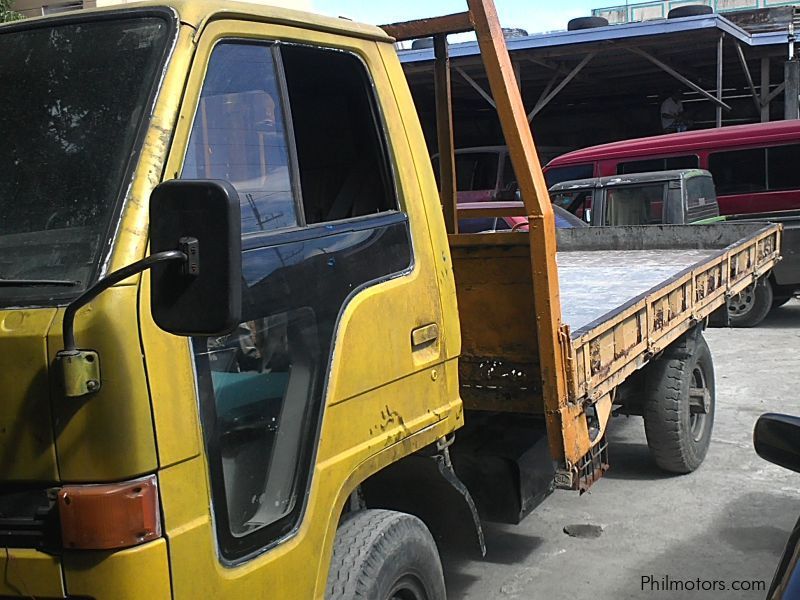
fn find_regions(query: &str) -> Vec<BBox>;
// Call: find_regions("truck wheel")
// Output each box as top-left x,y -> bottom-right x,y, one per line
728,278 -> 773,328
326,509 -> 446,600
643,332 -> 715,474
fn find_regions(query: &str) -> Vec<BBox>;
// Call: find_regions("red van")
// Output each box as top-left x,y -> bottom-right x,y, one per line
544,121 -> 800,216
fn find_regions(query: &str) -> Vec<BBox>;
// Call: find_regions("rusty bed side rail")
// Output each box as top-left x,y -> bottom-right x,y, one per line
549,223 -> 781,490
569,223 -> 781,413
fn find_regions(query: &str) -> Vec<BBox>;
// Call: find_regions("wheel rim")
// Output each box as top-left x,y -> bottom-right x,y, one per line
728,283 -> 756,317
387,574 -> 428,600
688,365 -> 710,442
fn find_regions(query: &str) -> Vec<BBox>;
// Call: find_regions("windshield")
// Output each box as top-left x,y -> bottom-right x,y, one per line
0,15 -> 172,307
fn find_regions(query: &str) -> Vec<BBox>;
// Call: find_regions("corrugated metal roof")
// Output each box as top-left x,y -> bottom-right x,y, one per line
398,13 -> 788,64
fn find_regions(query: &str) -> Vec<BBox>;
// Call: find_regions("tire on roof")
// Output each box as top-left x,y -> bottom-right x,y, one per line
567,16 -> 609,30
667,5 -> 714,18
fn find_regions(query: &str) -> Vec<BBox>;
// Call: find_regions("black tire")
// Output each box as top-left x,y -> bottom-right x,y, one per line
668,5 -> 714,18
773,294 -> 793,309
567,16 -> 609,31
728,278 -> 773,328
411,38 -> 434,49
326,509 -> 446,600
643,331 -> 715,474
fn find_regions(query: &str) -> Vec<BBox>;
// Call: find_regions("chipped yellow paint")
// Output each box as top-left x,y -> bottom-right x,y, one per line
47,287 -> 158,481
107,25 -> 198,275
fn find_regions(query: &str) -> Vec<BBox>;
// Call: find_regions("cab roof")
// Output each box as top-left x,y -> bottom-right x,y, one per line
2,0 -> 392,43
549,169 -> 711,191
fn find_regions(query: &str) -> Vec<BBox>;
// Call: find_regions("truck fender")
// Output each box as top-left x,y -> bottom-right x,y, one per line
358,438 -> 486,557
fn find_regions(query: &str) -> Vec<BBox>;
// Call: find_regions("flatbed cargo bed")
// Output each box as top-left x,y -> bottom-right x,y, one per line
558,248 -> 718,335
558,223 -> 779,337
449,221 -> 781,488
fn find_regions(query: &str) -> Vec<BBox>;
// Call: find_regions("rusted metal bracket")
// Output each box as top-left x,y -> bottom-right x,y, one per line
381,12 -> 473,41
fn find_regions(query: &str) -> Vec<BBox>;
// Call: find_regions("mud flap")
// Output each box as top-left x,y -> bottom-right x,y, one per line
449,415 -> 556,524
361,441 -> 486,557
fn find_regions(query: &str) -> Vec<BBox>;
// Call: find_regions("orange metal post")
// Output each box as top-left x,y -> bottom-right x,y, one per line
465,0 -> 571,462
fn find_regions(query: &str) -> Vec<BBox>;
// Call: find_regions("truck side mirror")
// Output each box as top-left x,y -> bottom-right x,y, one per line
754,413 -> 800,473
150,179 -> 242,336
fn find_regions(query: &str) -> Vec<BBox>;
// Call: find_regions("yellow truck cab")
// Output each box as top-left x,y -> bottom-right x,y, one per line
0,1 -> 781,599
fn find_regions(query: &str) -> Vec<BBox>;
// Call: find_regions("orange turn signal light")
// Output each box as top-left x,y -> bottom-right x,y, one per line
57,474 -> 161,550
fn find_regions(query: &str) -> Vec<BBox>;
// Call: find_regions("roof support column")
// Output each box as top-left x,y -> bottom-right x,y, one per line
785,59 -> 800,120
716,33 -> 724,128
761,57 -> 771,122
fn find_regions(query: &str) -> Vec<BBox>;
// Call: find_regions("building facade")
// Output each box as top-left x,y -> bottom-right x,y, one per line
593,0 -> 798,24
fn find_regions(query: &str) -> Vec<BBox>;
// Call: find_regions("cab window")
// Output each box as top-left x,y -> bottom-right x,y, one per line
281,44 -> 397,223
604,183 -> 665,225
182,44 -> 298,233
685,176 -> 719,222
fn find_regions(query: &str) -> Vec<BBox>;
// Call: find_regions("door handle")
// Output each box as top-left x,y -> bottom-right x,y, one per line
411,323 -> 439,349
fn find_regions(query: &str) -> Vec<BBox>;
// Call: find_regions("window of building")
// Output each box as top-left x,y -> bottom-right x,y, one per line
708,148 -> 766,195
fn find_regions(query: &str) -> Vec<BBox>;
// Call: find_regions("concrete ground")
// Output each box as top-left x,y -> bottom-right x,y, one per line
439,299 -> 800,599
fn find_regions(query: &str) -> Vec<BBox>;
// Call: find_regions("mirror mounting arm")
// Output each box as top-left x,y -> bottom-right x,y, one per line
62,248 -> 190,352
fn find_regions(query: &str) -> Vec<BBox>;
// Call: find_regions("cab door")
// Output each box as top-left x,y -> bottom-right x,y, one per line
147,18 -> 456,599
